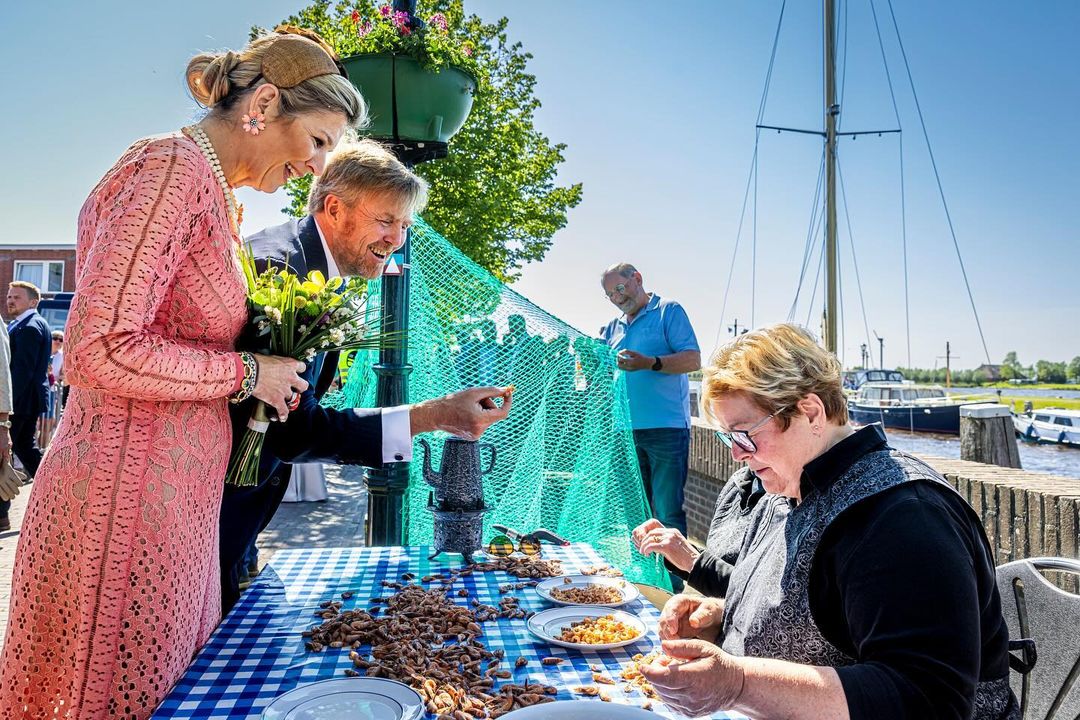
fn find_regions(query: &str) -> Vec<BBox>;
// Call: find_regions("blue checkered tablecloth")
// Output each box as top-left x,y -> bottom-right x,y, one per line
152,545 -> 745,719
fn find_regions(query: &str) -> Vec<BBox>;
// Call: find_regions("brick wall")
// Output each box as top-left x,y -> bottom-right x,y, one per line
929,455 -> 1080,591
684,418 -> 1080,588
0,248 -> 77,293
0,248 -> 76,320
686,420 -> 742,542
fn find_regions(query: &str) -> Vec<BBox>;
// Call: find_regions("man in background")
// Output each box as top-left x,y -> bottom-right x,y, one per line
6,281 -> 51,480
600,263 -> 700,588
0,323 -> 14,532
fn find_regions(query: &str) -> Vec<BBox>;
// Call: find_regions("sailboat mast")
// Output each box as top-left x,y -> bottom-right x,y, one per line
824,0 -> 840,354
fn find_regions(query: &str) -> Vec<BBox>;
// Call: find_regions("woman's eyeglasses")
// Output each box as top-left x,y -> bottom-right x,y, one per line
487,533 -> 542,557
714,408 -> 785,454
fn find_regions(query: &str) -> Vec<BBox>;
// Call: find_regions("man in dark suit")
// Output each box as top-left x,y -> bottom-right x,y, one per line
3,281 -> 52,523
220,141 -> 513,611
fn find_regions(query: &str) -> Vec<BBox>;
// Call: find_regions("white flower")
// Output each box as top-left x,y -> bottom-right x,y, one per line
321,338 -> 330,348
299,324 -> 308,334
329,328 -> 345,345
266,307 -> 283,325
257,320 -> 269,332
304,348 -> 317,362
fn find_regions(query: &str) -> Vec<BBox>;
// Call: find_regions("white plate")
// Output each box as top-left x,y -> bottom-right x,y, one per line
535,575 -> 641,608
526,606 -> 648,651
501,700 -> 658,719
262,677 -> 424,720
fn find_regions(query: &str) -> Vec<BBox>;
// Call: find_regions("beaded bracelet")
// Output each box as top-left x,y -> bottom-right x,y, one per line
229,352 -> 259,404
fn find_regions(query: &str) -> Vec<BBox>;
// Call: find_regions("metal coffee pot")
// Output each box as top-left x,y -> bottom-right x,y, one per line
417,436 -> 496,511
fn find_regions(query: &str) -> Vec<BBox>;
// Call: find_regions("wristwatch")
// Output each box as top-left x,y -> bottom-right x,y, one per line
651,356 -> 663,372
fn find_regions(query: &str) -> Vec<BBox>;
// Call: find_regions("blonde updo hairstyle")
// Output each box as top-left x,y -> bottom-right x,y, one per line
186,32 -> 367,129
702,323 -> 849,430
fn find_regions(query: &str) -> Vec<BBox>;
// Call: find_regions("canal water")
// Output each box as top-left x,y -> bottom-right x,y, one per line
952,386 -> 1080,400
882,428 -> 1080,480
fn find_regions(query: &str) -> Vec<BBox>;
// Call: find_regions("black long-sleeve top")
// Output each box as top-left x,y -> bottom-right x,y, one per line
802,426 -> 1013,720
666,468 -> 766,597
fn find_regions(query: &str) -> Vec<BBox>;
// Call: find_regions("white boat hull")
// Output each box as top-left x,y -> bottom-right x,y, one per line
1013,414 -> 1080,446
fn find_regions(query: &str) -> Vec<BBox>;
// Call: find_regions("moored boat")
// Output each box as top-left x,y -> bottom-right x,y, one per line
1012,408 -> 1080,446
848,381 -> 984,434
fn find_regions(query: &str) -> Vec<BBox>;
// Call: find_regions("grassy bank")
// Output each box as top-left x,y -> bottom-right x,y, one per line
980,382 -> 1080,391
1002,396 -> 1080,412
951,392 -> 1080,412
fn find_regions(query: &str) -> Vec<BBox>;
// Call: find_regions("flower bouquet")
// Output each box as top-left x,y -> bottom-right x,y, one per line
225,248 -> 405,486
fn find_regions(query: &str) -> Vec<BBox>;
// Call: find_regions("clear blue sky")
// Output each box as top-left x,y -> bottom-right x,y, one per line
2,1 -> 1077,369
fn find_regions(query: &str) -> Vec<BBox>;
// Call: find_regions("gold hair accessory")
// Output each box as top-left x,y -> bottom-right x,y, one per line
261,30 -> 346,89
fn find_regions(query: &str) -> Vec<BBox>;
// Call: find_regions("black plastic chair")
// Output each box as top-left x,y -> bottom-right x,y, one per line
995,557 -> 1080,719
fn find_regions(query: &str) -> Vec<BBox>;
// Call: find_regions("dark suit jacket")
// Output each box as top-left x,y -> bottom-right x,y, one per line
8,311 -> 51,416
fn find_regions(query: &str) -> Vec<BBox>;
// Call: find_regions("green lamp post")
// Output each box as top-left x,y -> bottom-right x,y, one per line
340,0 -> 476,547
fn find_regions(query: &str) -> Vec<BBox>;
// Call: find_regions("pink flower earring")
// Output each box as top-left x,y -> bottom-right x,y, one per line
242,112 -> 266,135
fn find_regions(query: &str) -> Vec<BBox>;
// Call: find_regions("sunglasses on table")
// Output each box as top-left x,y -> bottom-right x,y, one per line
714,407 -> 786,454
487,533 -> 542,557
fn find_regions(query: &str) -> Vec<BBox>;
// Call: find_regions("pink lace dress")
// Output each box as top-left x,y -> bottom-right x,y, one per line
0,134 -> 248,719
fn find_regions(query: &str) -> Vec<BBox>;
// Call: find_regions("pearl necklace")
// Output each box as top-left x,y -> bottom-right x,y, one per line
182,124 -> 241,238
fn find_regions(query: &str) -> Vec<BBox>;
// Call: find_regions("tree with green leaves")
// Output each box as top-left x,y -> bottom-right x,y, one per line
1001,351 -> 1023,381
1035,359 -> 1068,384
276,0 -> 583,282
1069,356 -> 1080,383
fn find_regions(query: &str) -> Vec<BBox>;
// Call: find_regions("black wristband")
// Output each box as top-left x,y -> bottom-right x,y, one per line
652,356 -> 663,371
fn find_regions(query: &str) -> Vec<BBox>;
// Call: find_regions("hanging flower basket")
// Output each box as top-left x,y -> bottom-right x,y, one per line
342,53 -> 476,143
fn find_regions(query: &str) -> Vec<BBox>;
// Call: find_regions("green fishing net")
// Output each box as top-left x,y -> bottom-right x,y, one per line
322,218 -> 670,589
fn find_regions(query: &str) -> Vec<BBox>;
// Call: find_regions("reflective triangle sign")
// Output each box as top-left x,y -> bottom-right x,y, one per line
384,253 -> 405,276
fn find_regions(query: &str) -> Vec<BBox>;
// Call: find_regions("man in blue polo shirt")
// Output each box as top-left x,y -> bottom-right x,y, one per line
600,263 -> 701,571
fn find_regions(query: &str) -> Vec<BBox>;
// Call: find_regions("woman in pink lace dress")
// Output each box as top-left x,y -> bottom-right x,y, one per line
0,30 -> 365,719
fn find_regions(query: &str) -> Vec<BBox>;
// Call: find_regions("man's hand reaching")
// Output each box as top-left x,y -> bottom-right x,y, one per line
410,386 -> 514,440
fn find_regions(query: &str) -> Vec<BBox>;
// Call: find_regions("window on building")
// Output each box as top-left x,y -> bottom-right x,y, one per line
14,260 -> 64,293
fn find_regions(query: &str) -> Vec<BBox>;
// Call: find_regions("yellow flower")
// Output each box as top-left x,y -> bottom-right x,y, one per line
307,270 -> 327,286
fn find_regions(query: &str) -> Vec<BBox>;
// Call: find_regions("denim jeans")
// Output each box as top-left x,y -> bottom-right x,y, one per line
632,428 -> 690,536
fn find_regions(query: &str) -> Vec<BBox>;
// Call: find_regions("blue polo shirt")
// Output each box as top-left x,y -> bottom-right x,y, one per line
600,294 -> 699,430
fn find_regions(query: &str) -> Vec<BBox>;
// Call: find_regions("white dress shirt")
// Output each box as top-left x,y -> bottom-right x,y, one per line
7,308 -> 34,332
313,217 -> 412,463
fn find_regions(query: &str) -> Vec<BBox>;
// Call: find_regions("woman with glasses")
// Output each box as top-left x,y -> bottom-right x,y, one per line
640,323 -> 1018,720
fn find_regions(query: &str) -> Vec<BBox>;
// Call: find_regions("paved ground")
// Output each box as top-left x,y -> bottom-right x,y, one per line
0,479 -> 31,651
0,464 -> 367,653
257,464 -> 368,559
